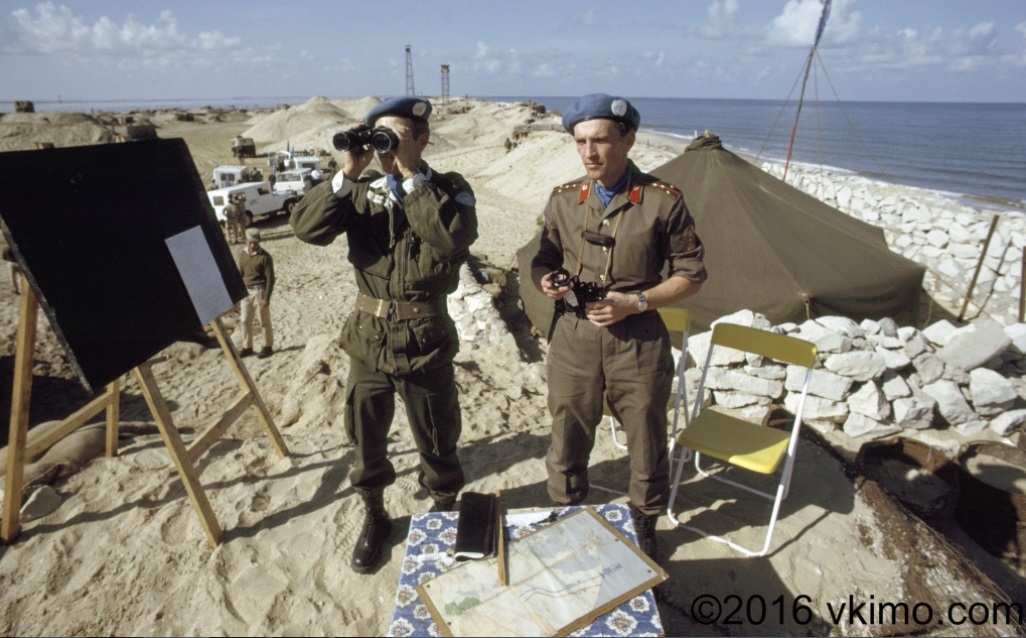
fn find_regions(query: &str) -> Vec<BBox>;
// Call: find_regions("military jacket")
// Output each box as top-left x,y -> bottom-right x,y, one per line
532,161 -> 707,292
291,163 -> 478,375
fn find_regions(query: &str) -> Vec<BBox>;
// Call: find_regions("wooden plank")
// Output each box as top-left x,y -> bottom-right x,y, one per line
1,276 -> 38,543
211,318 -> 289,458
187,391 -> 253,464
24,390 -> 113,460
133,363 -> 221,547
105,379 -> 120,457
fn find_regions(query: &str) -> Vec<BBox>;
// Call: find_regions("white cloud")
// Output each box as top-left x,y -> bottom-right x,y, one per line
8,2 -> 239,56
766,0 -> 827,47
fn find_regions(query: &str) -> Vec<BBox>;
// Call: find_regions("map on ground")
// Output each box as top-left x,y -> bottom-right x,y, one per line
416,508 -> 668,637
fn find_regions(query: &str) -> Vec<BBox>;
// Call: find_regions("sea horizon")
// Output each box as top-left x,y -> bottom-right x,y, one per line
2,93 -> 1023,211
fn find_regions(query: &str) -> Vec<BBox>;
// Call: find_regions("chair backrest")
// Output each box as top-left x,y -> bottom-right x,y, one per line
709,322 -> 817,368
657,307 -> 691,335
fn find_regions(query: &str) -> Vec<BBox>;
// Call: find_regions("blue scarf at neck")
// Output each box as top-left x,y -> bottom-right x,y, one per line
594,170 -> 630,208
386,173 -> 406,204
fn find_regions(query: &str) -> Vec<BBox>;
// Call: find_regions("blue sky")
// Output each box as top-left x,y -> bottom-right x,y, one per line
1,0 -> 1024,105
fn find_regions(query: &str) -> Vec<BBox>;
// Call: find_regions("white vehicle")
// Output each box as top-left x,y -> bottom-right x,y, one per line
292,155 -> 322,172
273,168 -> 314,195
213,164 -> 262,189
207,182 -> 297,226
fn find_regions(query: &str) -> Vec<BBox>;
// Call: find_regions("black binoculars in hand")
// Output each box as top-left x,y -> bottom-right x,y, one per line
332,125 -> 400,153
550,268 -> 607,305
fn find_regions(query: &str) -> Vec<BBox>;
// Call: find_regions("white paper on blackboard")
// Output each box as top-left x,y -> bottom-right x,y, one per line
165,226 -> 233,326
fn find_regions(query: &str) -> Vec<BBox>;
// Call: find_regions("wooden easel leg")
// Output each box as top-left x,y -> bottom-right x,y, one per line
210,318 -> 289,458
1,276 -> 37,544
133,363 -> 221,548
105,379 -> 121,458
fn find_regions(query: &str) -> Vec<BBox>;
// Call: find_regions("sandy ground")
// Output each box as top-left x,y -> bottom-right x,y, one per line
0,98 -> 1024,636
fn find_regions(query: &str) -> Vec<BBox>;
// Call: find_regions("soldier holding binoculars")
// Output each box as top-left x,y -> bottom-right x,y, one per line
531,93 -> 707,563
291,96 -> 478,574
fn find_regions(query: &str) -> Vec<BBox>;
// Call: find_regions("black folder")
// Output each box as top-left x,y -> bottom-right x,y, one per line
454,492 -> 498,561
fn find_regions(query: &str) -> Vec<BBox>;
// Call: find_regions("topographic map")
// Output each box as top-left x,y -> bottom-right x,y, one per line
416,508 -> 667,637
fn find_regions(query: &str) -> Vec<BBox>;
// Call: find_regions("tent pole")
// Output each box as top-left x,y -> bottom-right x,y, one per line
959,214 -> 1000,322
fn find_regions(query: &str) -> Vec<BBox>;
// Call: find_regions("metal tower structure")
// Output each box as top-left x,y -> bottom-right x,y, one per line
405,45 -> 415,97
440,65 -> 450,113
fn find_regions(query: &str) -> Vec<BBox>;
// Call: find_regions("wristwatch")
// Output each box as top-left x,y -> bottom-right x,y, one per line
636,292 -> 648,312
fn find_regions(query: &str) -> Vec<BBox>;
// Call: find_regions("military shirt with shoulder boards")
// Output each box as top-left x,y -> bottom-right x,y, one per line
290,162 -> 478,375
532,161 -> 707,292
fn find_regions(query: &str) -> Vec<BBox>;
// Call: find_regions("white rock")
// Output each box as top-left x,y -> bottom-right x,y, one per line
902,332 -> 930,359
824,351 -> 887,381
688,331 -> 747,367
936,319 -> 1012,372
816,316 -> 864,339
878,317 -> 899,338
848,382 -> 891,420
968,368 -> 1018,416
711,309 -> 772,330
922,320 -> 958,347
860,319 -> 882,335
785,392 -> 849,423
925,229 -> 949,248
989,409 -> 1026,437
743,363 -> 787,380
842,413 -> 901,439
785,366 -> 854,402
797,320 -> 852,354
922,380 -> 977,426
912,353 -> 946,385
881,370 -> 912,400
705,367 -> 784,399
892,396 -> 936,429
713,390 -> 770,409
1005,323 -> 1026,354
875,347 -> 912,371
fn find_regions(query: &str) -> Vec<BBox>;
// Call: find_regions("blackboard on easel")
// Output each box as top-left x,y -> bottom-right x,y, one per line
0,138 -> 246,392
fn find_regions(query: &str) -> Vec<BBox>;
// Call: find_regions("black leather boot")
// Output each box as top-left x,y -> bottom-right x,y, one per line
351,492 -> 392,574
429,494 -> 457,513
630,504 -> 659,563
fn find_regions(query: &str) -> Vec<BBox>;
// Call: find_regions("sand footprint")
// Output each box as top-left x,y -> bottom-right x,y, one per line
159,504 -> 195,545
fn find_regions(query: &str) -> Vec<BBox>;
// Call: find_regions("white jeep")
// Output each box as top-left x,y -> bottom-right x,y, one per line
207,182 -> 296,226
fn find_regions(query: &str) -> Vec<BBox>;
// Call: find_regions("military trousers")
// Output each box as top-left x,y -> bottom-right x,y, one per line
345,357 -> 465,501
545,311 -> 674,517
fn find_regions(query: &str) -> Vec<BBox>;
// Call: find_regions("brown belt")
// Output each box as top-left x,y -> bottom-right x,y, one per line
356,292 -> 446,321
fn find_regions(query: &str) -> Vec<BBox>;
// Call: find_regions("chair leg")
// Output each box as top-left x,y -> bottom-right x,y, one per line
609,415 -> 628,450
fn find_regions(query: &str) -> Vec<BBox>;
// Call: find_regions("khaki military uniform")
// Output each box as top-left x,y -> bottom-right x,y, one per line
291,164 -> 478,501
237,246 -> 275,351
224,198 -> 246,244
532,161 -> 706,516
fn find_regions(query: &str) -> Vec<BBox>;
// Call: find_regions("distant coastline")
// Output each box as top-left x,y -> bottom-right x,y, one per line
2,93 -> 1023,209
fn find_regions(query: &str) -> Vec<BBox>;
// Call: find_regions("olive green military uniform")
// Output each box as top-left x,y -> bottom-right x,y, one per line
290,163 -> 478,502
532,161 -> 707,517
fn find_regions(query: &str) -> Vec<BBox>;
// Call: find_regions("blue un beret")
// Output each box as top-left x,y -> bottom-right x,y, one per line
366,96 -> 433,127
562,93 -> 640,133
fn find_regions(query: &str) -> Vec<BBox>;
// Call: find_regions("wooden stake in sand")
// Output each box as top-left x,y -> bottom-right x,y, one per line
2,277 -> 122,544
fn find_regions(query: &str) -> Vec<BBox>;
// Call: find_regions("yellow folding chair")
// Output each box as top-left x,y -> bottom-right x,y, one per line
667,322 -> 817,557
594,307 -> 691,497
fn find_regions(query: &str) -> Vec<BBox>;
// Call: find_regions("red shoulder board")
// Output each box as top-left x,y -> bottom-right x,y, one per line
629,183 -> 643,204
577,181 -> 591,204
648,181 -> 681,198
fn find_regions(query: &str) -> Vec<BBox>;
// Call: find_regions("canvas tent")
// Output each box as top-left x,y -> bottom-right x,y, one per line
517,134 -> 925,336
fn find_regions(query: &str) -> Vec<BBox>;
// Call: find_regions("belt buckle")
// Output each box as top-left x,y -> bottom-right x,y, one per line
387,299 -> 397,319
373,298 -> 389,318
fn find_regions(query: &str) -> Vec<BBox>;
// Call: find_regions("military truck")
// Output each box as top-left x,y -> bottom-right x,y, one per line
232,135 -> 256,158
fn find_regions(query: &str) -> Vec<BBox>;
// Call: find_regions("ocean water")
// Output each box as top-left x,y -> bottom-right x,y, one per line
490,96 -> 1026,211
5,94 -> 1023,209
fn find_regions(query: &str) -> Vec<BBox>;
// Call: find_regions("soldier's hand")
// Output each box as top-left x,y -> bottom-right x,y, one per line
539,271 -> 574,300
342,123 -> 374,180
584,291 -> 635,327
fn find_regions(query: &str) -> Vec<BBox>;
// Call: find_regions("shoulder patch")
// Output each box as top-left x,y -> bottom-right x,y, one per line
455,191 -> 476,206
648,181 -> 681,198
550,179 -> 587,198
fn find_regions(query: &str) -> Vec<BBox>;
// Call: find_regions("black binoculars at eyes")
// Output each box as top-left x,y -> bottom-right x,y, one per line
332,126 -> 400,153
